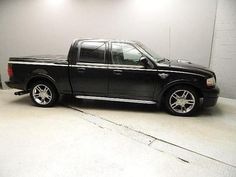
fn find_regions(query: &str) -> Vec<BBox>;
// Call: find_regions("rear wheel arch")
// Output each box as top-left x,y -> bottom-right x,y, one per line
26,76 -> 59,107
26,76 -> 57,92
30,80 -> 59,107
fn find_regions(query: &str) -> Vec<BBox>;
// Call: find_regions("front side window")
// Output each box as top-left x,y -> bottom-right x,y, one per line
111,43 -> 143,65
79,42 -> 105,63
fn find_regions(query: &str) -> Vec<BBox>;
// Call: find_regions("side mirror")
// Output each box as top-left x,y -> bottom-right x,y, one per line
140,56 -> 149,67
140,56 -> 148,63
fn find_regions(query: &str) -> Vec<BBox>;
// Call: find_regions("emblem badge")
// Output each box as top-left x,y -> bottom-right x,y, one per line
158,73 -> 169,79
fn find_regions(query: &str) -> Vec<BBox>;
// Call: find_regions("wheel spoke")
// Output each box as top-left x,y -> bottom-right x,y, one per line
35,87 -> 40,93
44,87 -> 49,92
182,91 -> 189,98
34,94 -> 41,98
171,101 -> 179,109
172,93 -> 179,100
185,99 -> 195,105
182,106 -> 187,112
169,89 -> 196,114
180,106 -> 183,112
33,84 -> 53,105
36,86 -> 44,93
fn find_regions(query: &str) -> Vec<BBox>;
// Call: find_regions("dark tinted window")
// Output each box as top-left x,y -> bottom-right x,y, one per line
79,42 -> 105,63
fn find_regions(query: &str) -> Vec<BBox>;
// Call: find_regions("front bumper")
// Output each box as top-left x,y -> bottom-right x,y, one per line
202,86 -> 220,107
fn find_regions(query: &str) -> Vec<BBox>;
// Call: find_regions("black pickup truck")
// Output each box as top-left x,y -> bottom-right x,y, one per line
6,39 -> 219,116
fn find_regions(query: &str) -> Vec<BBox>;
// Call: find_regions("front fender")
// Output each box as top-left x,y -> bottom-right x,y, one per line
155,79 -> 201,101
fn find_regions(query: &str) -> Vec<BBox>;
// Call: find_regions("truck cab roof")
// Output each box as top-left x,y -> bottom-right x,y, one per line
74,38 -> 137,44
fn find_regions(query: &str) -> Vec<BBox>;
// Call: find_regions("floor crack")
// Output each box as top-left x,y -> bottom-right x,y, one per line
148,139 -> 156,146
66,104 -> 236,169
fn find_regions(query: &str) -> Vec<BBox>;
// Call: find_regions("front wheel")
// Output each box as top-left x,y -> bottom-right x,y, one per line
30,81 -> 58,107
165,86 -> 200,116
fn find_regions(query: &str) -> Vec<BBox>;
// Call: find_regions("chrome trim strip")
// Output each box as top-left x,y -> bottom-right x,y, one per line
108,67 -> 157,71
71,65 -> 107,69
8,61 -> 68,67
72,63 -> 157,71
108,64 -> 157,71
9,61 -> 202,75
158,70 -> 205,77
76,62 -> 107,66
76,95 -> 156,104
9,61 -> 156,71
108,64 -> 143,68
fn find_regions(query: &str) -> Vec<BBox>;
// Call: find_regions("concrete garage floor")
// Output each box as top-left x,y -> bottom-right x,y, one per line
0,89 -> 236,177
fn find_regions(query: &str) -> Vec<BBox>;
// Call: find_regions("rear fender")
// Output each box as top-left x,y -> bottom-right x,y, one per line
24,69 -> 57,91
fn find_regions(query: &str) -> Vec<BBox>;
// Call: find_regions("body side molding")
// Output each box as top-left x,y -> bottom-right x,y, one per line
75,95 -> 156,104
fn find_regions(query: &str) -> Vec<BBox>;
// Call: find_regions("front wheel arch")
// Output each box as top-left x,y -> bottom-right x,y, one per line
163,85 -> 201,116
160,83 -> 203,105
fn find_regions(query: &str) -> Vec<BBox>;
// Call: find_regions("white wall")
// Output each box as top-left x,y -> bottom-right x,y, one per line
0,0 -> 216,88
210,0 -> 236,99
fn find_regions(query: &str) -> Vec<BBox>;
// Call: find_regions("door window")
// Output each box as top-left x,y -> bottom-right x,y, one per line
79,42 -> 105,63
111,43 -> 142,65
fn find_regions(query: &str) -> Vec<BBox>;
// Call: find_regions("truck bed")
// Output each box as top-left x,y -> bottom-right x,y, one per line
8,55 -> 71,94
9,55 -> 67,64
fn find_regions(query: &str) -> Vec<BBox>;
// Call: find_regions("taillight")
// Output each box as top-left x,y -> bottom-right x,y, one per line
8,64 -> 13,78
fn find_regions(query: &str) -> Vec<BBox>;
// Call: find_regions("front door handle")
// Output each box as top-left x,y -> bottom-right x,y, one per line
113,69 -> 123,75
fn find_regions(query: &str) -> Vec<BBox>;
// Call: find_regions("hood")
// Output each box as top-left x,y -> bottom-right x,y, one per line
159,59 -> 214,77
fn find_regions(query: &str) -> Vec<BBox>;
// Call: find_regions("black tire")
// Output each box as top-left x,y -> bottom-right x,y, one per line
30,81 -> 58,107
164,86 -> 200,116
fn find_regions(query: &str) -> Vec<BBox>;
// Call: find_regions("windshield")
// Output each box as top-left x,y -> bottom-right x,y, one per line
136,42 -> 163,62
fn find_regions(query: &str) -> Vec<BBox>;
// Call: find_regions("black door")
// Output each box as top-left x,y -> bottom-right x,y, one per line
70,41 -> 108,96
108,42 -> 157,100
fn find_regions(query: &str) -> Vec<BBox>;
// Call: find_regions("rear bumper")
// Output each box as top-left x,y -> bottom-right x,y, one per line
5,81 -> 24,90
202,86 -> 220,107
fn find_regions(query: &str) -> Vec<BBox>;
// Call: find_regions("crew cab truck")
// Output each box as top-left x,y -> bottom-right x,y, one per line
6,39 -> 219,116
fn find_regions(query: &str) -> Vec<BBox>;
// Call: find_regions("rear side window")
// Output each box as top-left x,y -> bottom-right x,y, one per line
78,42 -> 105,63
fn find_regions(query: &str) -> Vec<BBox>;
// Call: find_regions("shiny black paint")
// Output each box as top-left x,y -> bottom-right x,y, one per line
69,41 -> 109,96
7,39 -> 219,107
8,56 -> 71,94
108,67 -> 157,100
70,66 -> 109,96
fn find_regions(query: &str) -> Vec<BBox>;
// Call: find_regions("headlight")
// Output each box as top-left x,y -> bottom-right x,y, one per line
206,77 -> 216,87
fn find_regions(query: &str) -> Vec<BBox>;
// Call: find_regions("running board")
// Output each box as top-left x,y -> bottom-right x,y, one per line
75,95 -> 156,104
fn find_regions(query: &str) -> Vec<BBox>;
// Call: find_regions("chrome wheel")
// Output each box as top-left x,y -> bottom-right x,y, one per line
169,89 -> 195,114
32,84 -> 52,105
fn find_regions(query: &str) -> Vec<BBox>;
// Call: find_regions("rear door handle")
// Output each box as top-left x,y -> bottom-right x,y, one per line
113,69 -> 123,75
77,67 -> 86,73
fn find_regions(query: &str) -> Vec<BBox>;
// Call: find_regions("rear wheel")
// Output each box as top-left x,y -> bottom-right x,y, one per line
165,86 -> 200,116
30,81 -> 58,107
